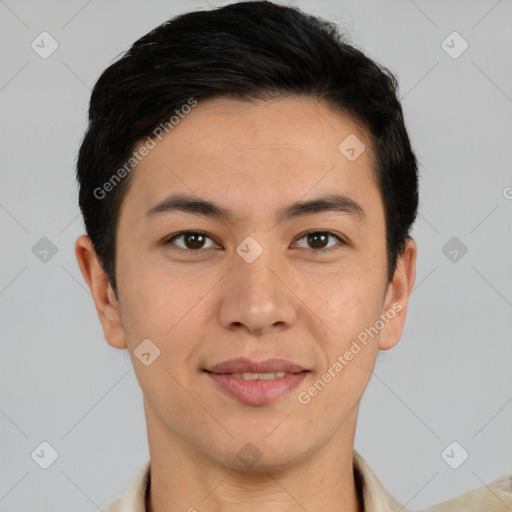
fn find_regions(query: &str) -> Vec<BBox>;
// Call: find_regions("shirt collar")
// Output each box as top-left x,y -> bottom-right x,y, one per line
108,449 -> 405,512
353,449 -> 406,511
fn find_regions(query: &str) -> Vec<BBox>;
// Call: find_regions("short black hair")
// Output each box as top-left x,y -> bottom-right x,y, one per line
76,0 -> 419,299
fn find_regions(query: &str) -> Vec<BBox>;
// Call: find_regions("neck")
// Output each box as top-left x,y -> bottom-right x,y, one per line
144,403 -> 362,512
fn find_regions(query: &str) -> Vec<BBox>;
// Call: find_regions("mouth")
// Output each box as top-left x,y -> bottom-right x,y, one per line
203,368 -> 309,405
203,357 -> 310,405
204,357 -> 309,375
204,370 -> 303,380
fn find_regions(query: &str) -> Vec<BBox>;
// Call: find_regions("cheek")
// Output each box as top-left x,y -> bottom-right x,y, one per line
119,270 -> 203,395
117,257 -> 177,342
312,270 -> 384,338
312,285 -> 381,409
118,258 -> 218,351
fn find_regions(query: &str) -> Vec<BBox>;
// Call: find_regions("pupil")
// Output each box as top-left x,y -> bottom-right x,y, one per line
186,233 -> 205,249
308,232 -> 327,249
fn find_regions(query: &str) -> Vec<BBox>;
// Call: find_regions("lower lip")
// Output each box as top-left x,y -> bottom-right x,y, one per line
205,371 -> 308,405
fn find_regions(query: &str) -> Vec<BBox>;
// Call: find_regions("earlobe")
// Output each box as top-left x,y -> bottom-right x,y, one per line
378,238 -> 417,351
74,234 -> 127,349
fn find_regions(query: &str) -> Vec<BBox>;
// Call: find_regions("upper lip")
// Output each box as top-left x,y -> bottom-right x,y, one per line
205,358 -> 308,374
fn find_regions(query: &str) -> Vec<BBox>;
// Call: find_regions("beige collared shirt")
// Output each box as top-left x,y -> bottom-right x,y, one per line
102,450 -> 512,511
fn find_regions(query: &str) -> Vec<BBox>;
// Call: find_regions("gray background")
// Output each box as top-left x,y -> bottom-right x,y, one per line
1,0 -> 511,510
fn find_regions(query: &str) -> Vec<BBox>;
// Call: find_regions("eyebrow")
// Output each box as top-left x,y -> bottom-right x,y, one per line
144,192 -> 366,224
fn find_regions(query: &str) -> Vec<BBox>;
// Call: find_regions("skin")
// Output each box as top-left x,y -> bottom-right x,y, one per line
75,96 -> 416,512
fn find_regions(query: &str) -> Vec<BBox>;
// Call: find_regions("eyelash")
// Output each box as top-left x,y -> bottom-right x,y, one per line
164,230 -> 346,253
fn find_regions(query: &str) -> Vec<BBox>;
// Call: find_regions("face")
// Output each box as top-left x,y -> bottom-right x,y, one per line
76,96 -> 416,471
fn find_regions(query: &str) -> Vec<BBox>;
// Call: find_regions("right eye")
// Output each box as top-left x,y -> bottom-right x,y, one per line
164,231 -> 220,251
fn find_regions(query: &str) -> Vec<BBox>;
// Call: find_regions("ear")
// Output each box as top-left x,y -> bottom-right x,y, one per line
378,237 -> 417,350
74,234 -> 127,349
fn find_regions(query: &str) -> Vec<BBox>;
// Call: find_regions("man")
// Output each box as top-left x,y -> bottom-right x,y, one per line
74,1 -> 512,510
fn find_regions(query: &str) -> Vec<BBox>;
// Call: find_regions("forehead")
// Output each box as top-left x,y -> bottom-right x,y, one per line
162,96 -> 372,158
120,96 -> 381,225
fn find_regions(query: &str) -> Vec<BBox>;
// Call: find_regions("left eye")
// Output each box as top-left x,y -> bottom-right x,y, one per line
165,230 -> 344,252
294,231 -> 344,251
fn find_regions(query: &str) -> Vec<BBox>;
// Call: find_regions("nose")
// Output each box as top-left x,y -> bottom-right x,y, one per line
217,240 -> 298,336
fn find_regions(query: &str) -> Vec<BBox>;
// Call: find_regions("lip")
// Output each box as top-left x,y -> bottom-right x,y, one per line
205,371 -> 309,405
205,357 -> 307,374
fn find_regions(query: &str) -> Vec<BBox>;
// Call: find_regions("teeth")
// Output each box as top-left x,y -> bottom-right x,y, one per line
230,371 -> 288,380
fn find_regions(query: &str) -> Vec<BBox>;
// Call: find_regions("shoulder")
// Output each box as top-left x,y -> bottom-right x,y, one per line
353,449 -> 512,512
102,496 -> 122,512
101,460 -> 151,512
422,475 -> 512,512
